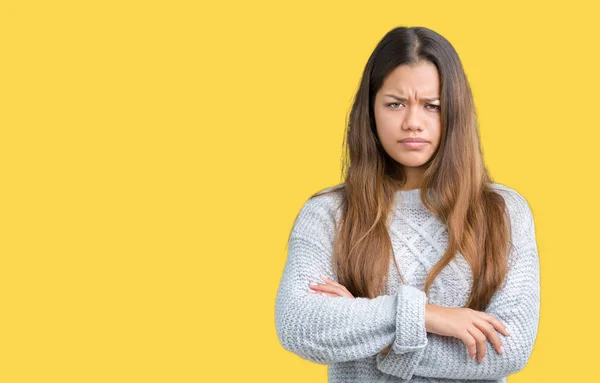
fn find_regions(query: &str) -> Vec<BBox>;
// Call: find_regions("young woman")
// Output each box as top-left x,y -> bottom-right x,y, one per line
275,26 -> 540,383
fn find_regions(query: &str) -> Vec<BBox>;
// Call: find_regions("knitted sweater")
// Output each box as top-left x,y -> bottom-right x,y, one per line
275,183 -> 540,383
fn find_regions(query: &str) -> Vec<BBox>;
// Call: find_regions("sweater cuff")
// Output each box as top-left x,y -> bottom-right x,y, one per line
394,284 -> 428,352
376,346 -> 426,379
376,285 -> 428,379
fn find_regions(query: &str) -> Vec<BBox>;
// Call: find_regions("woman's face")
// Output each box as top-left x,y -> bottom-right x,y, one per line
373,62 -> 442,169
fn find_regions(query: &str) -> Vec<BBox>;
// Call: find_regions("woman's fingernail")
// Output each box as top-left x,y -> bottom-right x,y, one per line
499,346 -> 504,354
505,327 -> 511,335
320,275 -> 329,280
307,289 -> 316,293
309,282 -> 318,286
321,293 -> 328,297
481,356 -> 486,363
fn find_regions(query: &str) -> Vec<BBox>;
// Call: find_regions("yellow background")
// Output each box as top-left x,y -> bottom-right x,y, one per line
1,0 -> 597,381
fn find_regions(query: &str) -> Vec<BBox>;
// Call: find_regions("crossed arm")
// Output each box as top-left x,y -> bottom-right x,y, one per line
375,191 -> 541,380
275,190 -> 540,381
275,196 -> 428,364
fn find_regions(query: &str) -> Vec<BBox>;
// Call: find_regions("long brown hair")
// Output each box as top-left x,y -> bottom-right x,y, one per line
301,26 -> 511,312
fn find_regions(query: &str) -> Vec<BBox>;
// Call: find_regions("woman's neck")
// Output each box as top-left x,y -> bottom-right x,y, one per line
400,166 -> 425,190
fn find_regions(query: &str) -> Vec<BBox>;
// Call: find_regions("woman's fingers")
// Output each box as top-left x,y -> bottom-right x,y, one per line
474,318 -> 504,356
461,331 -> 478,361
429,306 -> 508,364
319,276 -> 353,295
474,311 -> 511,337
307,277 -> 354,298
472,311 -> 509,355
308,282 -> 347,297
320,275 -> 344,288
475,311 -> 510,336
467,326 -> 488,363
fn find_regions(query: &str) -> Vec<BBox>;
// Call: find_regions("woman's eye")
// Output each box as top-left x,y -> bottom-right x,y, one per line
387,103 -> 440,110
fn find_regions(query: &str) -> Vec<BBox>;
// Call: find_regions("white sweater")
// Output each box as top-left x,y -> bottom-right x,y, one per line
275,183 -> 540,382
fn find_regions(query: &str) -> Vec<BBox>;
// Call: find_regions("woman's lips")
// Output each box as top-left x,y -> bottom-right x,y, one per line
399,141 -> 428,149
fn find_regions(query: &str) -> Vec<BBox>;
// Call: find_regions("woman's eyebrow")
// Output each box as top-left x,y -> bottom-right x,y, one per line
384,94 -> 440,102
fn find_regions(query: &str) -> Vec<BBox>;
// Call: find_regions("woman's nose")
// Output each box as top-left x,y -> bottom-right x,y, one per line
402,106 -> 423,131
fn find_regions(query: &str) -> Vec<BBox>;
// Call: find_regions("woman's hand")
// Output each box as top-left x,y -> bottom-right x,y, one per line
307,275 -> 355,298
425,304 -> 511,363
307,276 -> 393,355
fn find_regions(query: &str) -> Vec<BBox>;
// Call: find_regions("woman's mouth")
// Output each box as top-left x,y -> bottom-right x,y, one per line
399,141 -> 428,149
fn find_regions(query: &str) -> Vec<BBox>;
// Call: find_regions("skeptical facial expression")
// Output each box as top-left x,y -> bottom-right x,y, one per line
373,62 -> 442,169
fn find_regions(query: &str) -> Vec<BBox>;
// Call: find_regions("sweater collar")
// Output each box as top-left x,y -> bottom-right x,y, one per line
395,188 -> 427,205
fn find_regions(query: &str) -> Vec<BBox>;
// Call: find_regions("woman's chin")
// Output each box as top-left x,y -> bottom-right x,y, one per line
394,157 -> 431,168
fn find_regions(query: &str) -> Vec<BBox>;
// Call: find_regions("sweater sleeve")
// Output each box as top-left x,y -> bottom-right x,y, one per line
376,187 -> 541,380
275,193 -> 429,364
